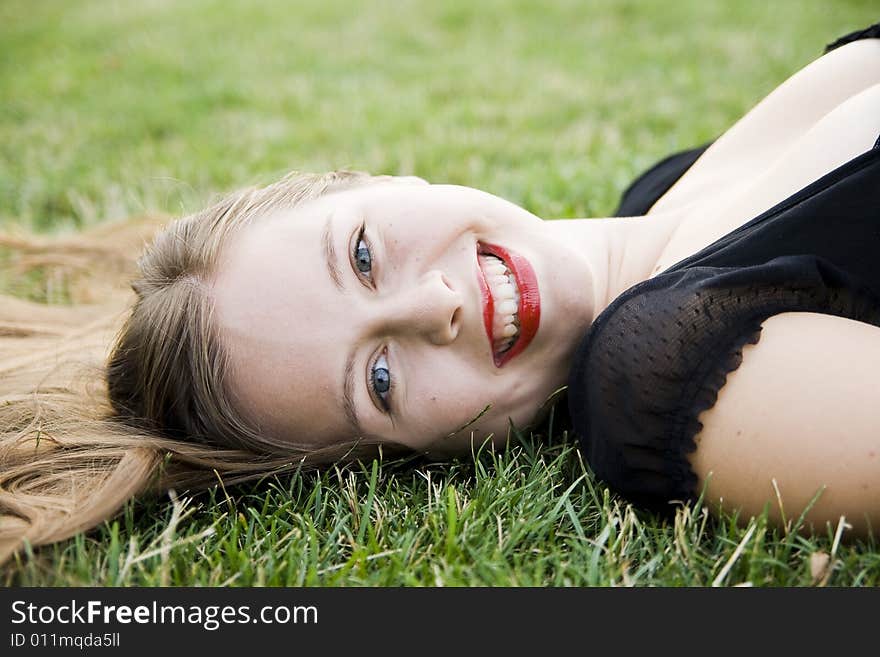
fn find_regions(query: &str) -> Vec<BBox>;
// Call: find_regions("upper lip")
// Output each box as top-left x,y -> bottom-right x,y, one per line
476,242 -> 541,367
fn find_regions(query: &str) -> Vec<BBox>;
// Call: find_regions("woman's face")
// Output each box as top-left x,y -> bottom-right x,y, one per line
211,179 -> 594,455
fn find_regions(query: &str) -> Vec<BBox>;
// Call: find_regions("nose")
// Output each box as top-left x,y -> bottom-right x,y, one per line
379,270 -> 463,345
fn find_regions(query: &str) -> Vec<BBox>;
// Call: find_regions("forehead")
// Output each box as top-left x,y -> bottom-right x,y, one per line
210,194 -> 353,445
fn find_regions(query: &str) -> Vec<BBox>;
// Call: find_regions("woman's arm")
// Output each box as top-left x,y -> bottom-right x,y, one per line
688,311 -> 880,536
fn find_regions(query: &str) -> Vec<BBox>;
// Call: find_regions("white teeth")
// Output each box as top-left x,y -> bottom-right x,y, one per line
486,263 -> 507,276
479,253 -> 522,354
493,314 -> 516,332
498,300 -> 517,315
495,282 -> 515,297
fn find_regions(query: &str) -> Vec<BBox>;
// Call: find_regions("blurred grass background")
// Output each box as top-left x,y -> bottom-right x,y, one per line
2,0 -> 877,233
2,0 -> 879,585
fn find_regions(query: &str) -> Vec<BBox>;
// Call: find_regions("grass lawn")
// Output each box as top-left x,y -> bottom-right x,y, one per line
2,0 -> 879,585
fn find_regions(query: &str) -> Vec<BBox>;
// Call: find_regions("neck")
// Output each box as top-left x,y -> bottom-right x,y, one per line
544,209 -> 683,321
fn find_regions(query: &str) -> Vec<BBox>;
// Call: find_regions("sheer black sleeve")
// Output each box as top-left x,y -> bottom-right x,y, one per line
565,254 -> 880,513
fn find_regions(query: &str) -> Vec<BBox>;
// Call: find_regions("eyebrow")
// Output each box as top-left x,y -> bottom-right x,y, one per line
322,212 -> 344,291
322,212 -> 364,438
342,347 -> 363,439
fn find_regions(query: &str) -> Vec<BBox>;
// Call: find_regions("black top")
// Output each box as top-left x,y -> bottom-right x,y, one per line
566,23 -> 880,512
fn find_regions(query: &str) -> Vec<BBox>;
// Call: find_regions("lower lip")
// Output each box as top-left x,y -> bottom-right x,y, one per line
477,242 -> 541,367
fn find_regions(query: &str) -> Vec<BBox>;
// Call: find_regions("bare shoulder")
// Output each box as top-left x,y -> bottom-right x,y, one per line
821,34 -> 880,68
687,312 -> 880,534
650,47 -> 880,275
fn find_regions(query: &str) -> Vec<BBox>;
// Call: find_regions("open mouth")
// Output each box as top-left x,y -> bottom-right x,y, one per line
476,242 -> 541,367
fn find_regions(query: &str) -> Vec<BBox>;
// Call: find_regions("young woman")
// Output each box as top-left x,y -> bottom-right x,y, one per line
1,24 -> 878,562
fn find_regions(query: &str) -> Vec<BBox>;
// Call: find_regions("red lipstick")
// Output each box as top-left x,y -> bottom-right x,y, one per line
477,242 -> 541,367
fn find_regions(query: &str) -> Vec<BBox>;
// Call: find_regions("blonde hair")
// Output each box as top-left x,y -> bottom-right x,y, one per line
0,170 -> 402,564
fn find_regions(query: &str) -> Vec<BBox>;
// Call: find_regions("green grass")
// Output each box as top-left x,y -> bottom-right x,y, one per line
3,0 -> 880,585
6,433 -> 880,586
7,437 -> 880,586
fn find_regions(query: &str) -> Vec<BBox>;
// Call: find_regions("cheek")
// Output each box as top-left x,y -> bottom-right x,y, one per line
400,354 -> 494,434
423,400 -> 526,455
387,220 -> 476,268
406,368 -> 532,448
407,373 -> 492,435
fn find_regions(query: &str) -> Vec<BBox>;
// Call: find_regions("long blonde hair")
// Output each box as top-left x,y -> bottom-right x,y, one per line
0,170 -> 400,564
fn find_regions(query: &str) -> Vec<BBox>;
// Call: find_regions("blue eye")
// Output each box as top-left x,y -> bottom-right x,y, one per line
355,234 -> 372,275
371,352 -> 392,411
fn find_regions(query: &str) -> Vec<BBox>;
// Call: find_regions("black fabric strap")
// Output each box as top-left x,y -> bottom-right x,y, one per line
824,21 -> 880,53
613,143 -> 711,217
